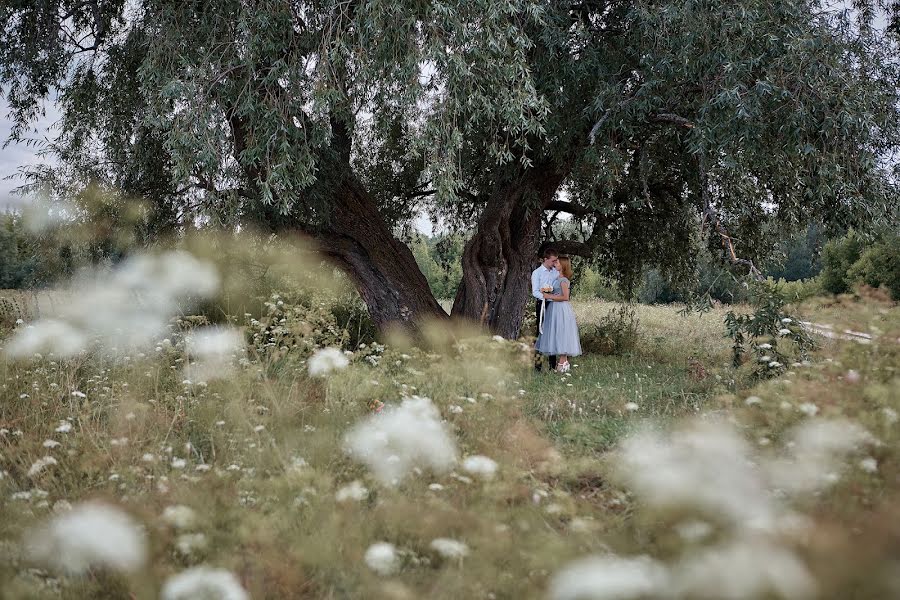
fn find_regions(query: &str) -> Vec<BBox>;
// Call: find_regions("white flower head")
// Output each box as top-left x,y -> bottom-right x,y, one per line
548,554 -> 669,600
624,402 -> 640,412
26,502 -> 146,574
335,480 -> 369,502
308,347 -> 350,377
161,567 -> 248,600
344,396 -> 457,485
778,328 -> 792,336
798,403 -> 819,417
859,457 -> 878,473
462,455 -> 498,480
162,505 -> 197,529
28,456 -> 58,477
364,542 -> 399,576
430,538 -> 469,559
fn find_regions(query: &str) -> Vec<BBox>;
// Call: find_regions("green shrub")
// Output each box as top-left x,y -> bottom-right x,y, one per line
820,231 -> 864,294
846,236 -> 900,300
576,265 -> 621,301
769,277 -> 823,304
580,304 -> 639,355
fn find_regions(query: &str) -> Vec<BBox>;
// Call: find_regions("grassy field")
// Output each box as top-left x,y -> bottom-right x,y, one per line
0,286 -> 898,599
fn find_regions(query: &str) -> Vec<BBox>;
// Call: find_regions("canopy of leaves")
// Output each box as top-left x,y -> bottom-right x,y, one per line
1,0 -> 898,292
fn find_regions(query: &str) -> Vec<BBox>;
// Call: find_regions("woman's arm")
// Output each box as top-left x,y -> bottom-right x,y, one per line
542,280 -> 570,301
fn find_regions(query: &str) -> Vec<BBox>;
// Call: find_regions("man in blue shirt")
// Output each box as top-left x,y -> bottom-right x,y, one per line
531,247 -> 559,371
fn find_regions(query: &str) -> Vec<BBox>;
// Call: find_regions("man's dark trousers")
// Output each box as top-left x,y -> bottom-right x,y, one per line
535,299 -> 557,371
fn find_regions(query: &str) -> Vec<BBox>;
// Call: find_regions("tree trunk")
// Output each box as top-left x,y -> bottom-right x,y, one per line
451,170 -> 566,339
317,174 -> 448,336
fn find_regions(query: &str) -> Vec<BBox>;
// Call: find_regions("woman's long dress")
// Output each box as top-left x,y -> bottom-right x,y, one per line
535,277 -> 582,356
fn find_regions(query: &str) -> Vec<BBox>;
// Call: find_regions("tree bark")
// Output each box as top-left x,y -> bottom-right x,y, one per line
316,173 -> 448,336
450,168 -> 567,339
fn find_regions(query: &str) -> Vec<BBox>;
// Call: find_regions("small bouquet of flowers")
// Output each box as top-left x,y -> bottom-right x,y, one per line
540,285 -> 554,295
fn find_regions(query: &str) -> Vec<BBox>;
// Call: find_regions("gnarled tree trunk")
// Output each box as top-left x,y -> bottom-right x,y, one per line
316,174 -> 448,336
451,169 -> 567,339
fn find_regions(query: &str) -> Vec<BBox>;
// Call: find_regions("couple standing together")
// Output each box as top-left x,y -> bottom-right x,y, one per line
531,248 -> 582,373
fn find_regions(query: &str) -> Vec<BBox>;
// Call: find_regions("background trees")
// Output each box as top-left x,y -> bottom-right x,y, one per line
2,1 -> 898,336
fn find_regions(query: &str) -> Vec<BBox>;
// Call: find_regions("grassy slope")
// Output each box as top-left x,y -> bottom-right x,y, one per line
0,295 -> 897,598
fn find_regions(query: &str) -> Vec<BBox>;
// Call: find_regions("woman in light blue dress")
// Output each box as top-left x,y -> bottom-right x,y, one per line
535,256 -> 582,372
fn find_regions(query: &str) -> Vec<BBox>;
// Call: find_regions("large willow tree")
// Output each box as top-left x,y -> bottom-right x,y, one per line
2,0 -> 898,336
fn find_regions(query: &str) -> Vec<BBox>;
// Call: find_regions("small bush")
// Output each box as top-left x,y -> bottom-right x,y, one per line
820,231 -> 864,295
770,277 -> 823,304
846,236 -> 900,301
580,304 -> 639,355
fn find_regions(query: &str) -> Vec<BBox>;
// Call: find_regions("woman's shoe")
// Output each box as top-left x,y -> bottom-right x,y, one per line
556,362 -> 570,373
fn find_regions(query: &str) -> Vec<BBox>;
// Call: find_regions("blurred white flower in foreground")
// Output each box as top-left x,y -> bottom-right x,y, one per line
184,326 -> 245,381
162,505 -> 197,529
344,396 -> 457,485
765,419 -> 871,494
335,480 -> 369,502
548,555 -> 669,600
462,455 -> 498,480
308,347 -> 350,377
672,539 -> 816,600
365,542 -> 399,575
617,421 -> 775,530
5,251 -> 220,358
430,538 -> 469,559
26,502 -> 146,574
161,567 -> 248,600
5,320 -> 88,359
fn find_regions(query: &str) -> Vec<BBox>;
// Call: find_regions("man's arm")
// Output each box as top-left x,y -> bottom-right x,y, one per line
531,269 -> 542,300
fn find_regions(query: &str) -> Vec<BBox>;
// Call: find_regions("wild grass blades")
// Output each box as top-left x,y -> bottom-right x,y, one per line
0,243 -> 898,598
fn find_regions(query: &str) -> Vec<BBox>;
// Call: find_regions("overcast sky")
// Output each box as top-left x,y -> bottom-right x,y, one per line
0,95 -> 61,211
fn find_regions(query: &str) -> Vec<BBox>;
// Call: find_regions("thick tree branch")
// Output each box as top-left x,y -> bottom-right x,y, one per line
544,200 -> 591,217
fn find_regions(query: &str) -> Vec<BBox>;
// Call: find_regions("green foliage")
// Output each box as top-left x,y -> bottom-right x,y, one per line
820,231 -> 865,295
410,233 -> 465,299
846,236 -> 900,300
579,304 -> 639,356
818,231 -> 899,300
724,282 -> 816,378
574,265 -> 621,301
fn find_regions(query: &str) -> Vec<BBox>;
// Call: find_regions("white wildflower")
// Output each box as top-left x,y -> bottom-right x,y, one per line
845,369 -> 861,383
757,343 -> 772,350
308,347 -> 350,377
624,402 -> 640,412
778,328 -> 792,336
744,396 -> 762,406
462,455 -> 498,480
171,457 -> 187,469
5,320 -> 89,358
335,481 -> 369,502
859,457 -> 878,473
55,421 -> 73,433
42,440 -> 61,449
162,505 -> 197,529
364,542 -> 399,576
344,396 -> 457,485
175,533 -> 207,556
26,502 -> 146,574
548,555 -> 669,600
765,419 -> 871,494
672,540 -> 816,600
797,403 -> 818,417
28,456 -> 58,477
430,538 -> 469,559
781,318 -> 793,324
448,405 -> 463,414
617,421 -> 776,529
883,408 -> 898,424
161,567 -> 248,600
